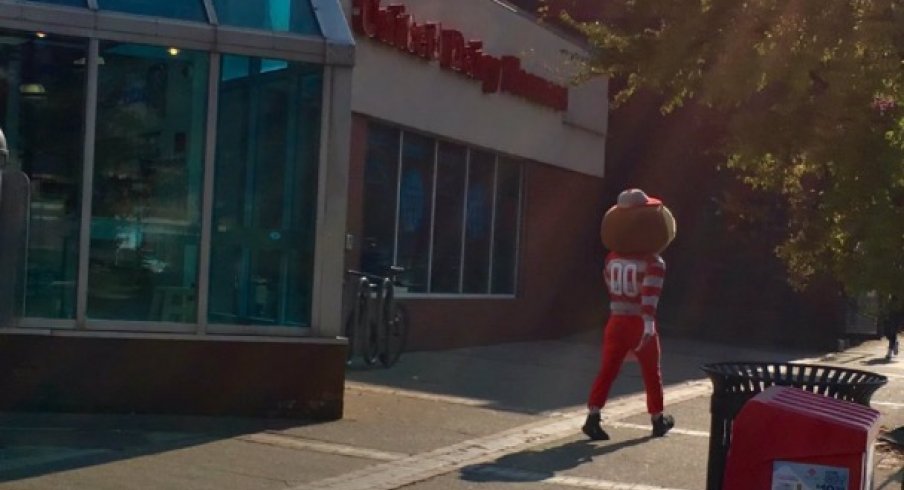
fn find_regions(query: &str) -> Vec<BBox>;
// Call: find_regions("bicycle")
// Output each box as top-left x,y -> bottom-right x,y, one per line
344,266 -> 410,368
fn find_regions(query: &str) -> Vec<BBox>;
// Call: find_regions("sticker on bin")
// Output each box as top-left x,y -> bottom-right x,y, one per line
771,461 -> 849,490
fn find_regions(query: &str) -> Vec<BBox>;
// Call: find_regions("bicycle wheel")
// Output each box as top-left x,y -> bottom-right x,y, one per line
379,303 -> 409,368
344,313 -> 356,365
345,285 -> 369,365
362,317 -> 380,366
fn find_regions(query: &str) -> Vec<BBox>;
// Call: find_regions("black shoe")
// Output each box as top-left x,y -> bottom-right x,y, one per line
652,414 -> 675,437
581,413 -> 610,441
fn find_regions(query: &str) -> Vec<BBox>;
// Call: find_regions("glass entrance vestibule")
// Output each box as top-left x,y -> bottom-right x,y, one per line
0,0 -> 353,337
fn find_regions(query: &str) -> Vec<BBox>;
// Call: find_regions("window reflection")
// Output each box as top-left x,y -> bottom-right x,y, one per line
361,125 -> 400,277
26,0 -> 86,7
396,133 -> 434,292
463,151 -> 495,294
492,159 -> 521,294
0,30 -> 86,319
430,142 -> 466,293
89,42 -> 208,322
360,124 -> 524,296
209,55 -> 322,327
96,0 -> 207,22
213,0 -> 320,35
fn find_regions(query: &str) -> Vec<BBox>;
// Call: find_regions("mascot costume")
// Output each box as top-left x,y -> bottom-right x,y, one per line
583,188 -> 677,440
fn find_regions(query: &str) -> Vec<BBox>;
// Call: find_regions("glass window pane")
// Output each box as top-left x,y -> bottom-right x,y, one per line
430,142 -> 466,293
89,42 -> 208,322
463,150 -> 495,294
395,133 -> 434,293
213,0 -> 320,36
27,0 -> 86,7
96,0 -> 207,22
360,123 -> 399,276
491,159 -> 521,294
0,30 -> 86,319
209,56 -> 322,327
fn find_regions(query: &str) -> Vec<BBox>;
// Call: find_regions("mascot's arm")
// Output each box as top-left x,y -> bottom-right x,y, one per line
638,255 -> 666,348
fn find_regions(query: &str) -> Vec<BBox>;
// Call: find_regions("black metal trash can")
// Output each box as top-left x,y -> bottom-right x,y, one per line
700,362 -> 888,490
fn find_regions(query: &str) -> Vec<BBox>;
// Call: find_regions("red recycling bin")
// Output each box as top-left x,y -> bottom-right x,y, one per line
723,385 -> 880,490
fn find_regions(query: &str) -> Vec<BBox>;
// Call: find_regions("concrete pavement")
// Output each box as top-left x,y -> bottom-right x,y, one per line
0,329 -> 901,489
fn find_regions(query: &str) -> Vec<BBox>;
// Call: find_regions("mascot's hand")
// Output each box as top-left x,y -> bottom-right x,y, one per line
635,320 -> 656,351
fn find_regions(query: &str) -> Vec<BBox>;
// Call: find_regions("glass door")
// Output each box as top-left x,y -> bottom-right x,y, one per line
208,55 -> 322,327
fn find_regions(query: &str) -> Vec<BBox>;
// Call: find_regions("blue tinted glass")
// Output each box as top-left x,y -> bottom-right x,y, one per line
27,0 -> 86,6
261,59 -> 289,74
209,56 -> 323,327
88,42 -> 209,322
221,55 -> 251,81
213,0 -> 320,35
97,0 -> 207,22
0,29 -> 88,319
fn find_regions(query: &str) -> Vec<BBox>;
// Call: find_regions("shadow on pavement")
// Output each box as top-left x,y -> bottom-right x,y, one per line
459,437 -> 651,482
347,327 -> 822,415
0,412 -> 311,483
862,357 -> 897,366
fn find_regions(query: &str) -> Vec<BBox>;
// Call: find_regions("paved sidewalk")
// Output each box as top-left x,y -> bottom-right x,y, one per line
0,329 -> 902,489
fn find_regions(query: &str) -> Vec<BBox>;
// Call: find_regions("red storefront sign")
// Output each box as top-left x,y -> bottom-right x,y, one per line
352,0 -> 569,111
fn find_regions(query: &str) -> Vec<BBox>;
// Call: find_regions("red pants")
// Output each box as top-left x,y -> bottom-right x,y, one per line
587,315 -> 664,414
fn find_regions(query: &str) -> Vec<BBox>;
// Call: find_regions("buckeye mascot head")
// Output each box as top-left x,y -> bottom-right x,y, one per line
601,188 -> 676,255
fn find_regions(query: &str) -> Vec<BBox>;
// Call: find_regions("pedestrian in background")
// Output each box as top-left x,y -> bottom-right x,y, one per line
882,298 -> 902,361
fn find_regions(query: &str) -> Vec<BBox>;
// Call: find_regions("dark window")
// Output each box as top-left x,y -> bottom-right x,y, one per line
492,159 -> 521,294
88,42 -> 209,322
360,123 -> 523,296
0,30 -> 87,319
395,132 -> 434,292
361,124 -> 400,276
430,142 -> 467,293
463,150 -> 495,294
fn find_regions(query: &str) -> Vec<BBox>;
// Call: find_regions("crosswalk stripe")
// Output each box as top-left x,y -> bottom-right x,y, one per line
290,381 -> 711,490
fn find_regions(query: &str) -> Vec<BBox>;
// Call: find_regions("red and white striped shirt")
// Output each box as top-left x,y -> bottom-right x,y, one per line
603,252 -> 666,331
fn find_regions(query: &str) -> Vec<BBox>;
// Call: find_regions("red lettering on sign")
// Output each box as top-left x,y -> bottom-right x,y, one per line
352,0 -> 378,38
477,54 -> 502,93
463,40 -> 482,78
499,55 -> 521,94
439,29 -> 465,71
351,0 -> 568,111
422,23 -> 439,60
394,13 -> 411,51
375,6 -> 395,44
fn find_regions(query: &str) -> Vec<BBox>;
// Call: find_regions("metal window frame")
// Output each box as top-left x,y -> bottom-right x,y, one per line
377,128 -> 526,300
425,140 -> 439,293
74,37 -> 98,330
512,161 -> 525,296
391,130 -> 403,267
3,16 -> 353,337
206,323 -> 313,337
0,1 -> 350,66
458,148 -> 471,294
201,0 -> 217,24
310,0 -> 355,65
309,64 -> 353,337
195,51 -> 220,334
72,40 -> 211,330
487,155 -> 499,294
